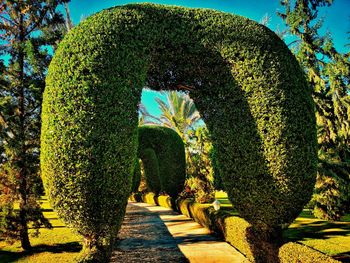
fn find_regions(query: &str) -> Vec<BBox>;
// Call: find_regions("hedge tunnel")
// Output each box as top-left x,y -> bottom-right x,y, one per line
41,3 -> 317,262
137,125 -> 186,197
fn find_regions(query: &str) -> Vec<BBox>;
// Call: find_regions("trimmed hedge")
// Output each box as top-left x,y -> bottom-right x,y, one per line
131,159 -> 141,193
138,126 -> 186,198
279,243 -> 339,263
139,148 -> 161,194
41,3 -> 316,261
157,195 -> 173,209
141,192 -> 157,205
138,195 -> 339,263
176,199 -> 339,263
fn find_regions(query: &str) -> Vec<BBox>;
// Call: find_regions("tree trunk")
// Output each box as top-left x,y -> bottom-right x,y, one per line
77,235 -> 114,263
246,225 -> 283,263
18,12 -> 31,251
19,203 -> 31,250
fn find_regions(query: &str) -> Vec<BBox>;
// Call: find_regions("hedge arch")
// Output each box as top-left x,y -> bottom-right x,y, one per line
137,125 -> 186,197
41,3 -> 317,262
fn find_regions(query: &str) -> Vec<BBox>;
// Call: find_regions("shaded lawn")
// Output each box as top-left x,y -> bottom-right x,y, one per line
0,197 -> 81,263
215,191 -> 350,261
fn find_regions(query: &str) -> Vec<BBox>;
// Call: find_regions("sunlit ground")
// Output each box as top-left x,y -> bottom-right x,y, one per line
216,191 -> 350,259
0,193 -> 349,262
0,197 -> 81,263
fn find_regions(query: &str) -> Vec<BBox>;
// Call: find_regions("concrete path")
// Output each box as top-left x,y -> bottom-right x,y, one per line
110,202 -> 246,263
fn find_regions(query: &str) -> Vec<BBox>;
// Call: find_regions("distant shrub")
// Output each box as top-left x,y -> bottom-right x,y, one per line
131,159 -> 141,193
139,148 -> 161,194
138,126 -> 186,198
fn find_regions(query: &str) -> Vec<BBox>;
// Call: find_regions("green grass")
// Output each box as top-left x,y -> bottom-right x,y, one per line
1,193 -> 349,262
215,191 -> 350,261
0,197 -> 81,263
285,211 -> 350,261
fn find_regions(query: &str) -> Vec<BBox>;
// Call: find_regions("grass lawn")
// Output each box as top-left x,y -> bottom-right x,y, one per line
0,197 -> 81,263
215,191 -> 350,262
1,193 -> 349,262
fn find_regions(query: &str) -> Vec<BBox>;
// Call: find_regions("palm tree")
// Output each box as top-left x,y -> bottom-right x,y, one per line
140,91 -> 216,200
139,91 -> 201,139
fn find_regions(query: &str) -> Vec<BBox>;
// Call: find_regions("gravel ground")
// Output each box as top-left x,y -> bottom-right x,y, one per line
110,202 -> 189,263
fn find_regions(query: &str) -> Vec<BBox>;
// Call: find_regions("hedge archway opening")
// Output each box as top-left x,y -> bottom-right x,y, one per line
41,3 -> 317,262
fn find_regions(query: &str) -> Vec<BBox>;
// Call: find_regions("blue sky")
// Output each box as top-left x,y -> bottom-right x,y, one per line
67,0 -> 349,49
16,1 -> 350,117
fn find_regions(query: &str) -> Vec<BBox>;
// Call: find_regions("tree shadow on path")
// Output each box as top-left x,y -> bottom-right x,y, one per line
111,202 -> 189,263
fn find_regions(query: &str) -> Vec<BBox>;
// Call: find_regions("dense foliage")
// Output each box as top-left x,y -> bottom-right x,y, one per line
138,126 -> 186,198
139,148 -> 161,194
41,4 -> 316,261
185,127 -> 215,203
279,0 -> 350,220
131,159 -> 141,193
0,0 -> 69,250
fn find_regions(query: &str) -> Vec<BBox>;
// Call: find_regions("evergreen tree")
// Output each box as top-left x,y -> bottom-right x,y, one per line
0,0 -> 70,250
278,0 -> 350,220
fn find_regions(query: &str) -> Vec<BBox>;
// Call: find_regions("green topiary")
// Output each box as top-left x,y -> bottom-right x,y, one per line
139,148 -> 161,194
41,3 -> 317,262
138,126 -> 186,198
210,148 -> 225,191
131,159 -> 141,193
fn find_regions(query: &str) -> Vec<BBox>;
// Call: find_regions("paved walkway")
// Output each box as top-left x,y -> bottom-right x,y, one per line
110,202 -> 246,263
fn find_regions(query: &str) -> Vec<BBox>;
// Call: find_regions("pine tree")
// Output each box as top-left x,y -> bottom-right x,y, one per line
0,0 -> 70,250
278,0 -> 350,220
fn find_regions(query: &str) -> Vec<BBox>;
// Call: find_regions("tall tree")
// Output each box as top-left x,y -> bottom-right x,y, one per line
278,0 -> 350,220
0,0 -> 70,250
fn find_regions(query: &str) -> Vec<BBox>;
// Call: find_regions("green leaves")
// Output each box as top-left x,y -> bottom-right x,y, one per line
42,4 -> 316,260
0,0 -> 68,249
138,126 -> 186,198
279,0 -> 350,220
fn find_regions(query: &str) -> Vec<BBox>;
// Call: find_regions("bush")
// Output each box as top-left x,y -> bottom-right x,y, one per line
157,195 -> 173,209
42,3 -> 316,261
279,243 -> 339,263
175,198 -> 339,263
139,148 -> 161,194
185,176 -> 215,203
129,192 -> 142,202
185,127 -> 216,203
138,126 -> 186,198
141,192 -> 157,205
210,148 -> 225,191
131,159 -> 141,193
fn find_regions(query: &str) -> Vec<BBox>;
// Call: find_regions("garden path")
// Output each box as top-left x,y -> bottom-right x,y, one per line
110,202 -> 246,263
